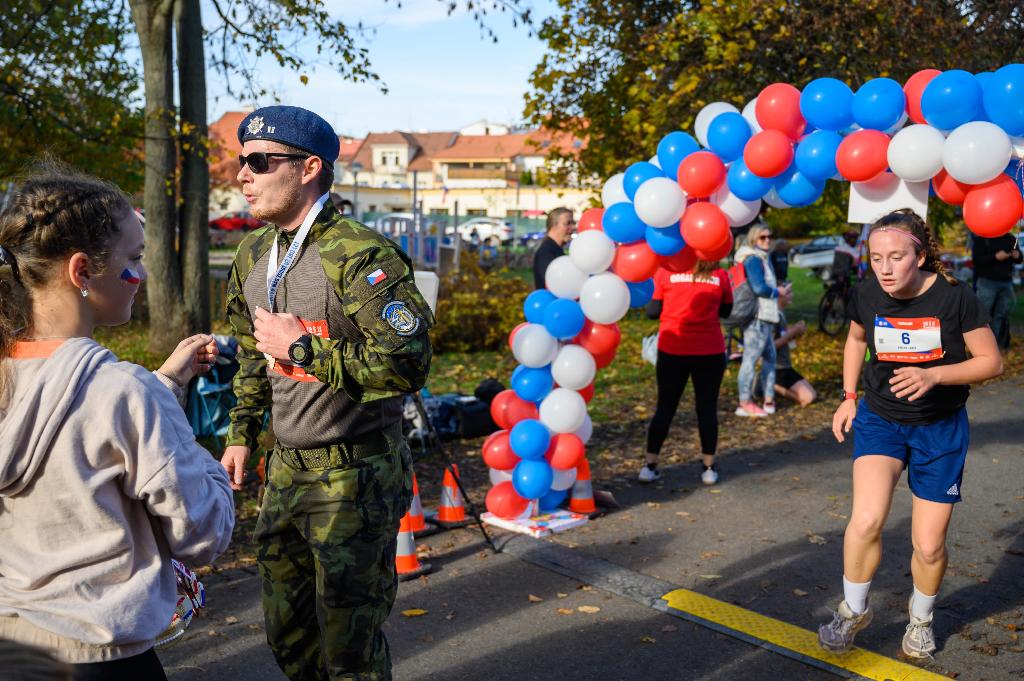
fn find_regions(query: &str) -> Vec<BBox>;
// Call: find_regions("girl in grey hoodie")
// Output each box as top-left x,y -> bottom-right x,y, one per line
0,166 -> 235,679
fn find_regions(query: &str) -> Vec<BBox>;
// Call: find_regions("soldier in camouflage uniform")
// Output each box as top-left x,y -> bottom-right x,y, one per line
220,106 -> 433,681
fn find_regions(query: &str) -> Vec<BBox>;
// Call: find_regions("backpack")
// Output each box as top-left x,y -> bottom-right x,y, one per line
722,258 -> 757,329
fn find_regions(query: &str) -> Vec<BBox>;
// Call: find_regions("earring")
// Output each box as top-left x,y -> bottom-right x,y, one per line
80,288 -> 89,298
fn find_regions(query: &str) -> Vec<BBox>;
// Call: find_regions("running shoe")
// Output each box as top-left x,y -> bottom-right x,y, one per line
638,464 -> 661,483
701,464 -> 719,486
735,402 -> 768,417
818,600 -> 873,654
902,598 -> 936,659
763,401 -> 776,415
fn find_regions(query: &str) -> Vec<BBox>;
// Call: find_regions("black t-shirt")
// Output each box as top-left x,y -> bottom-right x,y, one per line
533,236 -> 565,290
848,274 -> 989,425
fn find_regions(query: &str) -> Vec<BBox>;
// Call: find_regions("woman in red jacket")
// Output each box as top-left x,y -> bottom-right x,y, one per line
640,259 -> 733,485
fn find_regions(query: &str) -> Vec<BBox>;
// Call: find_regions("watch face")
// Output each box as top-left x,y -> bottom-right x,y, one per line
289,340 -> 310,365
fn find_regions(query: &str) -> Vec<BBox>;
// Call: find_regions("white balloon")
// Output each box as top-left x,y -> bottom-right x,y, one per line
763,188 -> 791,209
942,121 -> 1013,185
545,255 -> 588,299
695,102 -> 740,148
711,188 -> 761,227
601,173 -> 628,207
633,177 -> 687,228
511,323 -> 558,368
649,155 -> 661,169
489,468 -> 513,486
539,388 -> 587,434
550,467 -> 578,491
741,98 -> 763,135
573,413 -> 593,444
887,124 -> 946,183
578,272 -> 631,325
551,344 -> 597,391
569,230 -> 616,274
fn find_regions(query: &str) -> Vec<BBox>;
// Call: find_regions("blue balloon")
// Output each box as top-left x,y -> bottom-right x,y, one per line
623,162 -> 664,201
512,459 -> 554,500
852,78 -> 906,131
602,202 -> 646,243
512,365 -> 553,403
645,224 -> 686,256
775,164 -> 825,207
627,279 -> 655,308
794,130 -> 842,181
983,63 -> 1024,136
727,159 -> 774,200
657,131 -> 700,181
921,70 -> 983,131
800,77 -> 854,131
543,298 -> 585,340
523,290 -> 556,324
538,486 -> 568,511
706,112 -> 752,162
509,419 -> 551,461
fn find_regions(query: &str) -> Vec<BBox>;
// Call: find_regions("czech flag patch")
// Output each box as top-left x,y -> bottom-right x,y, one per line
366,268 -> 387,286
121,268 -> 141,285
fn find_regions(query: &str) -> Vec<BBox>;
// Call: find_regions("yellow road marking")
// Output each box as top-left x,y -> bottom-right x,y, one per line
662,589 -> 947,681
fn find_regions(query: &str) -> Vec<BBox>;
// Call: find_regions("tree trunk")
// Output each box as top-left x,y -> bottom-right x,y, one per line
129,0 -> 188,354
175,0 -> 210,332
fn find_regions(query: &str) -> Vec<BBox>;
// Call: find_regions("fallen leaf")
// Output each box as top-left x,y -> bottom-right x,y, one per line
247,623 -> 261,631
970,643 -> 998,656
708,489 -> 722,494
224,616 -> 238,625
640,635 -> 656,644
699,574 -> 722,580
401,609 -> 428,617
556,608 -> 574,615
577,585 -> 592,591
675,511 -> 690,517
791,476 -> 801,481
577,605 -> 601,614
793,588 -> 809,597
806,533 -> 827,545
699,551 -> 722,560
647,502 -> 661,508
661,625 -> 678,632
445,612 -> 456,621
557,593 -> 568,599
528,594 -> 543,603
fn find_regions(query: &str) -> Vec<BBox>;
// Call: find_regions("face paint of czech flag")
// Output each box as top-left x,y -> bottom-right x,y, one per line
121,267 -> 141,285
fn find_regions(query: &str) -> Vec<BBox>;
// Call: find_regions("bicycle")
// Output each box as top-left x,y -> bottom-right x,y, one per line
818,277 -> 853,337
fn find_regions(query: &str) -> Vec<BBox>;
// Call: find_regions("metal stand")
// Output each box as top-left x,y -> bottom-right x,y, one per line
411,393 -> 499,554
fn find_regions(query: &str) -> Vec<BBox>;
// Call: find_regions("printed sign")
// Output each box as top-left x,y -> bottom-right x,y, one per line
873,315 -> 943,362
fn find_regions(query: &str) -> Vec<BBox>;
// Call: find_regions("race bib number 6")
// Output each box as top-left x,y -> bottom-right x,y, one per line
873,315 -> 943,362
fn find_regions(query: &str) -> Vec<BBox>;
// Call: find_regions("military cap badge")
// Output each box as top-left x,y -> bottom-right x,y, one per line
246,116 -> 265,136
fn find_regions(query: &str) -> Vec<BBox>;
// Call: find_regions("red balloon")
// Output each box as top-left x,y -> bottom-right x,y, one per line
932,169 -> 972,206
482,430 -> 520,470
508,322 -> 528,352
681,203 -> 730,252
611,240 -> 660,282
964,175 -> 1024,238
677,151 -> 726,198
755,83 -> 806,139
486,480 -> 530,519
592,347 -> 617,369
545,433 -> 585,470
835,130 -> 890,182
578,207 -> 604,232
574,320 -> 621,356
743,130 -> 794,178
660,246 -> 698,273
490,389 -> 539,430
577,382 -> 595,403
695,229 -> 734,261
904,69 -> 942,125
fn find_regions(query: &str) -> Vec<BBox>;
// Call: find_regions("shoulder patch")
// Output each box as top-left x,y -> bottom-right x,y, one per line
382,300 -> 421,336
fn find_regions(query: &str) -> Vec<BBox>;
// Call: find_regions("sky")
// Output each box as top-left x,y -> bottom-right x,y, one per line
204,0 -> 556,138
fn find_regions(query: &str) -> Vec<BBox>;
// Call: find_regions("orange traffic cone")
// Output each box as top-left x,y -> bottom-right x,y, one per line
569,456 -> 597,515
432,464 -> 472,528
396,512 -> 433,581
408,471 -> 439,537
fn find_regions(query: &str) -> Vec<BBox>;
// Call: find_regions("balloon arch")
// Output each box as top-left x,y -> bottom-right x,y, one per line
482,65 -> 1024,519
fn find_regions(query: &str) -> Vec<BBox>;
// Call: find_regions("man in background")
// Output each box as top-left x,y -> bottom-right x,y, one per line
972,232 -> 1022,348
533,207 -> 575,289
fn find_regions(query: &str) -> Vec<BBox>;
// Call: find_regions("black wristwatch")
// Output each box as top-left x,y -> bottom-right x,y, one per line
288,334 -> 314,367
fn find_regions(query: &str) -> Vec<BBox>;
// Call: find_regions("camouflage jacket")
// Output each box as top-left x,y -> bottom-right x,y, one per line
224,203 -> 434,451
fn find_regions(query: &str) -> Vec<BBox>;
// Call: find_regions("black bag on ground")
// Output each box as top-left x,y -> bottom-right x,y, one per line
474,378 -> 505,405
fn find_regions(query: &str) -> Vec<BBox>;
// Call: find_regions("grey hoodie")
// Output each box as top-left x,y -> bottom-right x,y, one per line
0,338 -> 234,663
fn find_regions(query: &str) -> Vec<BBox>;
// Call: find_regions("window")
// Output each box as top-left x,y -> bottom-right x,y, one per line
430,208 -> 450,216
379,151 -> 400,167
466,209 -> 487,216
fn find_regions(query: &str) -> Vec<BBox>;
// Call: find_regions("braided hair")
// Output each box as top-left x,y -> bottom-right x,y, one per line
868,209 -> 957,286
0,161 -> 131,399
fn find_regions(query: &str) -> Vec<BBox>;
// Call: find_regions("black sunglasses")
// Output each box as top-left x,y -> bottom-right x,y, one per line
238,152 -> 309,174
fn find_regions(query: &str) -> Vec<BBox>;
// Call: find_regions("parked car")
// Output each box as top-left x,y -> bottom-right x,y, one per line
453,217 -> 514,243
790,235 -> 842,279
209,211 -> 265,231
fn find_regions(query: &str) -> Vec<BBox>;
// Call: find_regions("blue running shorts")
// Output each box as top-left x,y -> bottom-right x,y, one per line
852,400 -> 969,503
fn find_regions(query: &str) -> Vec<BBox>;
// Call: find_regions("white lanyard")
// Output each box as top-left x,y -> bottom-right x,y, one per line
266,193 -> 329,311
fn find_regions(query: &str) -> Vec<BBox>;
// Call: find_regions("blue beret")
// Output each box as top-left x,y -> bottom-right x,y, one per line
237,106 -> 340,164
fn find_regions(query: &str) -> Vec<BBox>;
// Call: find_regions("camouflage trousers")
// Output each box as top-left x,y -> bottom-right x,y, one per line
255,426 -> 413,681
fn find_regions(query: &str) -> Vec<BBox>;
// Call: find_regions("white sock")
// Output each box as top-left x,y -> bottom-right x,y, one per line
911,586 -> 937,621
843,576 -> 871,615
